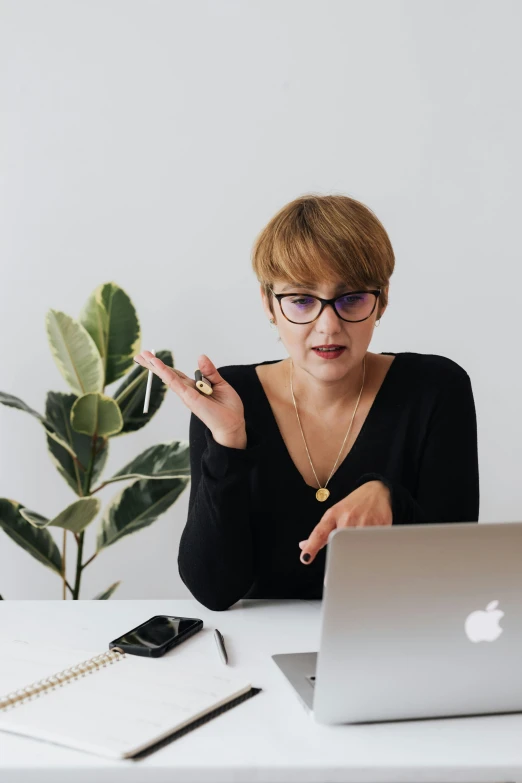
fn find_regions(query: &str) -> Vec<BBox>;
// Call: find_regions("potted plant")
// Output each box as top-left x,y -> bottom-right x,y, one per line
0,282 -> 190,599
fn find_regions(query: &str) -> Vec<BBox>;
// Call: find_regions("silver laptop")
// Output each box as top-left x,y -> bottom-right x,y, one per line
272,521 -> 522,724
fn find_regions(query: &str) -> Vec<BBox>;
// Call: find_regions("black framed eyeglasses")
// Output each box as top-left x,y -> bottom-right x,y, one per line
270,288 -> 382,324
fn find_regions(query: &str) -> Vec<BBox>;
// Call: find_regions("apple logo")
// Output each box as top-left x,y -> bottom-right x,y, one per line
464,600 -> 504,643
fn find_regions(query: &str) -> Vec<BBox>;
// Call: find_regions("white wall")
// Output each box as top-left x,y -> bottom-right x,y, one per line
1,0 -> 521,599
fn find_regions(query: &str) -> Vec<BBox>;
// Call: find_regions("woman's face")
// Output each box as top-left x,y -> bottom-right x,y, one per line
261,278 -> 388,376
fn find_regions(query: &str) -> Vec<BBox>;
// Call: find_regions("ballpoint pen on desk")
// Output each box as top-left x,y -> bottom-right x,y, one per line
214,628 -> 228,665
143,349 -> 156,414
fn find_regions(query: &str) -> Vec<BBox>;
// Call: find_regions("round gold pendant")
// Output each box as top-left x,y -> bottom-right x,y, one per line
316,488 -> 330,502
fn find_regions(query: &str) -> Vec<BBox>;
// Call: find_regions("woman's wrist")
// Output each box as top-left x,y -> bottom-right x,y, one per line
212,426 -> 247,449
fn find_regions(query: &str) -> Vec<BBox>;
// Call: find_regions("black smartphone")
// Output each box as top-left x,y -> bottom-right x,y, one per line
108,615 -> 203,658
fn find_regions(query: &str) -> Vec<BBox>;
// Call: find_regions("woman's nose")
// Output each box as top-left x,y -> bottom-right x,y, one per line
315,302 -> 343,331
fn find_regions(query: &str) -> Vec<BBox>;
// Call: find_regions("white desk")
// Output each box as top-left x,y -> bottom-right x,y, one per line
1,599 -> 521,783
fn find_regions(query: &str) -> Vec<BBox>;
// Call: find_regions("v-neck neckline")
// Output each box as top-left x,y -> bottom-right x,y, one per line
250,352 -> 403,492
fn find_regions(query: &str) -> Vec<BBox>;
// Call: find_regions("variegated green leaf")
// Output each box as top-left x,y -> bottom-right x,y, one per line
0,499 -> 62,575
79,282 -> 141,386
111,350 -> 173,435
45,391 -> 108,496
46,310 -> 104,396
19,497 -> 100,534
94,581 -> 121,599
18,508 -> 47,527
96,476 -> 189,552
71,393 -> 123,437
101,441 -> 190,487
0,390 -> 78,461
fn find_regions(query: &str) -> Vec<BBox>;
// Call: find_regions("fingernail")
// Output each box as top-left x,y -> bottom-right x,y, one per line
302,553 -> 311,563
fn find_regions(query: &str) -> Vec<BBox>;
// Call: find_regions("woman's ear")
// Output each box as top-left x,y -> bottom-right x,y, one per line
378,285 -> 389,319
260,284 -> 274,321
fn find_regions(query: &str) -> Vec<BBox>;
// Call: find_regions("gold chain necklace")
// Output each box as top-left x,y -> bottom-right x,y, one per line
289,355 -> 366,502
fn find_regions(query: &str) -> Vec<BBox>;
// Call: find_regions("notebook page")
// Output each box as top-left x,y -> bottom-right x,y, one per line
0,639 -> 104,694
0,638 -> 251,759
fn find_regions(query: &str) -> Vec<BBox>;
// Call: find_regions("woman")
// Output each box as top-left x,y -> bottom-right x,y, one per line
134,194 -> 480,611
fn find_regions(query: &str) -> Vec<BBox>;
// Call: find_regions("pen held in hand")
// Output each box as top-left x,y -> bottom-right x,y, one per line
195,369 -> 213,395
213,628 -> 228,665
143,349 -> 156,414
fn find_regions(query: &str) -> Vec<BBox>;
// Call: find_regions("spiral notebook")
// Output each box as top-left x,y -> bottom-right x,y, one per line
0,638 -> 260,760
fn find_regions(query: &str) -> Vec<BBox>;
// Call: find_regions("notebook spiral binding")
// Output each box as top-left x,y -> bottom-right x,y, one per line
0,647 -> 126,712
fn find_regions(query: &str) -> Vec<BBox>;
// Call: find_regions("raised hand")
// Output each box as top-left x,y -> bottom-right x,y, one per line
134,351 -> 247,447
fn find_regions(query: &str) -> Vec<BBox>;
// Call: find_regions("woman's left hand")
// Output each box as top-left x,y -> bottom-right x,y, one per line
299,480 -> 393,564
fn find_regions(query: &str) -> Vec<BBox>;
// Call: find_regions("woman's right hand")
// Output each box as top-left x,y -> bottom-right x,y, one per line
133,351 -> 246,445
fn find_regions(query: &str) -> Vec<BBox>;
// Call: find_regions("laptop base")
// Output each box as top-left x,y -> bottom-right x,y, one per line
272,652 -> 317,712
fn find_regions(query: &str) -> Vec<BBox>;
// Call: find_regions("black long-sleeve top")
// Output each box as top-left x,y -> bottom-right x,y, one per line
178,352 -> 480,610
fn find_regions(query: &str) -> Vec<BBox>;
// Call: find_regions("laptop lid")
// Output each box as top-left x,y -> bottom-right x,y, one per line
313,521 -> 522,724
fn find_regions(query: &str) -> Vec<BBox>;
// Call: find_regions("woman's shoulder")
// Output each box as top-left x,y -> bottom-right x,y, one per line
395,351 -> 472,389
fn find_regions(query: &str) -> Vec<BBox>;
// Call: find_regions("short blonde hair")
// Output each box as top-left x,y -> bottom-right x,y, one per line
251,193 -> 395,319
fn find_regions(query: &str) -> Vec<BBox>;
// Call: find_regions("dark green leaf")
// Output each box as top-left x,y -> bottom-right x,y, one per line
0,499 -> 62,575
0,390 -> 78,461
96,476 -> 189,551
45,391 -> 108,495
103,441 -> 190,487
94,580 -> 121,599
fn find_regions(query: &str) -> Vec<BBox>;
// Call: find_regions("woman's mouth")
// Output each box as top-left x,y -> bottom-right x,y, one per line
312,346 -> 346,359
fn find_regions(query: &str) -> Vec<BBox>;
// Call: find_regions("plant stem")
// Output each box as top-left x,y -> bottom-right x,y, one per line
89,481 -> 108,495
82,552 -> 98,569
72,532 -> 84,600
71,431 -> 98,600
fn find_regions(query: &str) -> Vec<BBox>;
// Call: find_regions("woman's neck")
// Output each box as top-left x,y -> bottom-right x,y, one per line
280,352 -> 372,417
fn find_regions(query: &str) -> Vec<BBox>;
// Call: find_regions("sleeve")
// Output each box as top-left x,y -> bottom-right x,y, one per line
177,410 -> 264,611
352,370 -> 480,525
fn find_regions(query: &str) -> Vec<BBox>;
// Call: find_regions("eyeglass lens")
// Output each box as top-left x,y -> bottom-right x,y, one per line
280,292 -> 376,323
